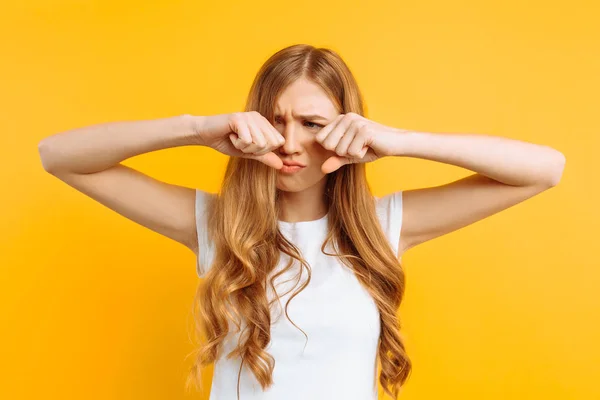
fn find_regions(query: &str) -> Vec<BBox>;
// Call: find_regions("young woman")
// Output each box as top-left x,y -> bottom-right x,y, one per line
38,44 -> 565,399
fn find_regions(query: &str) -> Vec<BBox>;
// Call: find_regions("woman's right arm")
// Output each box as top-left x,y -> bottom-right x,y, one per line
38,114 -> 207,253
37,112 -> 284,255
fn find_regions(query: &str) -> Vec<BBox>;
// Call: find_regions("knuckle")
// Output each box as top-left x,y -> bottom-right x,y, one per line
348,119 -> 361,131
231,113 -> 242,124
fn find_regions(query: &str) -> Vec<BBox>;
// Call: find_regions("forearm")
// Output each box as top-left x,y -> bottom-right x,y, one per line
394,131 -> 566,187
38,114 -> 200,174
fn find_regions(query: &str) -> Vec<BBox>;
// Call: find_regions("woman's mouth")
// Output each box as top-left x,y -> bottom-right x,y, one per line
280,165 -> 305,174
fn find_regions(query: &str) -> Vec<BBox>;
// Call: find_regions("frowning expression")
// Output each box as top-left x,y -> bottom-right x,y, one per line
272,77 -> 340,192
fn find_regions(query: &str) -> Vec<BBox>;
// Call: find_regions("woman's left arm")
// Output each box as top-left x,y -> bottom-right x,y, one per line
314,113 -> 566,256
394,130 -> 565,187
389,130 -> 566,256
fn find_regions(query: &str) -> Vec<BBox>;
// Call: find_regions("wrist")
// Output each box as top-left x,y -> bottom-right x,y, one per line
386,128 -> 416,156
393,130 -> 424,156
180,114 -> 207,146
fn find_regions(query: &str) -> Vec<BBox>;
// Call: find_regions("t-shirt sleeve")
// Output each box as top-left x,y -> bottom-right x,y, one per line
374,191 -> 404,259
195,189 -> 217,278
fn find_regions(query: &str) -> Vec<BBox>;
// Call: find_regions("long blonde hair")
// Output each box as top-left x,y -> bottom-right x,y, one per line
186,44 -> 412,399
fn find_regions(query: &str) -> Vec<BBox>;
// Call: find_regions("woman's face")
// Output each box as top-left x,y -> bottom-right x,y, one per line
272,78 -> 340,193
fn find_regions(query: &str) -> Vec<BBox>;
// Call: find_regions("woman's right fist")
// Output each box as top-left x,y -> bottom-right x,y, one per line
189,112 -> 285,170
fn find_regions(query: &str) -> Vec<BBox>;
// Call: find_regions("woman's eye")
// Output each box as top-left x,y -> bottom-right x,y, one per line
304,121 -> 323,129
273,119 -> 322,129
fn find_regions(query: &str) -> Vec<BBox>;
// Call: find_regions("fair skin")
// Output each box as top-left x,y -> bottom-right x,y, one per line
272,77 -> 340,222
37,77 -> 565,261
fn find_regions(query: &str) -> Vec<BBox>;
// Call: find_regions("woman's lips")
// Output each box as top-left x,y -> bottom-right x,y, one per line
280,165 -> 305,174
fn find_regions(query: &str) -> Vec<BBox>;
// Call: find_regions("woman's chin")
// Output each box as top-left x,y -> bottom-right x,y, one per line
276,178 -> 303,193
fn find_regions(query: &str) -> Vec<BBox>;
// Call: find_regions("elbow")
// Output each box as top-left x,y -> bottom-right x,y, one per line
38,138 -> 59,174
546,150 -> 566,187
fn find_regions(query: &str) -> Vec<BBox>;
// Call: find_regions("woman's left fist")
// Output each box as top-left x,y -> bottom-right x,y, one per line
315,112 -> 408,174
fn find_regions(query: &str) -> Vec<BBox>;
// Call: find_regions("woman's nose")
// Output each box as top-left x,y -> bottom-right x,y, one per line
280,126 -> 301,154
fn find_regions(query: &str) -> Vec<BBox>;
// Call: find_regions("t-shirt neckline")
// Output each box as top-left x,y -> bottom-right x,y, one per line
277,212 -> 329,227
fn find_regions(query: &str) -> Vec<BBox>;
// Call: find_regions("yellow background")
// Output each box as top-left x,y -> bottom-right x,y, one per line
1,0 -> 597,398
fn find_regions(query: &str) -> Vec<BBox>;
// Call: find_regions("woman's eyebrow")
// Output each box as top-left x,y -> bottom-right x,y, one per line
274,113 -> 330,121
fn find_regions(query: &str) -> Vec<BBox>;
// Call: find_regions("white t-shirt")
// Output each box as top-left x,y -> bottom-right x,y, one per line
194,189 -> 403,400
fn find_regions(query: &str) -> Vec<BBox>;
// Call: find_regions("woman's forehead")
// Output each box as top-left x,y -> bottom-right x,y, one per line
274,96 -> 337,118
